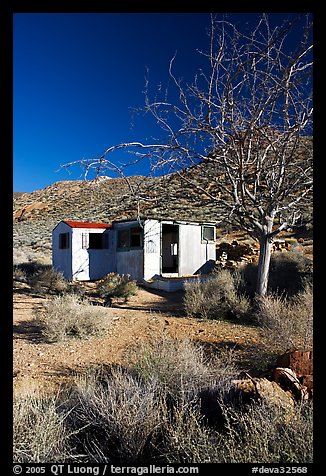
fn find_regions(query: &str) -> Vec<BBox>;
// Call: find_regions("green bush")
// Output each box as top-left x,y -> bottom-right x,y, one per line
97,273 -> 138,306
184,269 -> 250,320
37,294 -> 111,342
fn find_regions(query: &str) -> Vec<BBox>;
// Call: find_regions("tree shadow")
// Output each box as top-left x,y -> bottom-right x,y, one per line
13,319 -> 47,344
111,287 -> 186,317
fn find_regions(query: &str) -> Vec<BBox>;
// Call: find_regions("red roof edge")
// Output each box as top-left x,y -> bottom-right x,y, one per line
63,220 -> 112,229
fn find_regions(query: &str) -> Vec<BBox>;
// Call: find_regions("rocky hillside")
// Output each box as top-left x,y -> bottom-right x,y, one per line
13,172 -> 226,256
13,138 -> 313,261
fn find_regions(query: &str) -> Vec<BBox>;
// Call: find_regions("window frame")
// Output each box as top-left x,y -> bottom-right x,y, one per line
59,232 -> 69,249
117,226 -> 143,251
201,225 -> 215,243
82,232 -> 109,250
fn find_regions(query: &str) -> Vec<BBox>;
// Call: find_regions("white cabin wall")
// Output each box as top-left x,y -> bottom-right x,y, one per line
178,224 -> 216,275
114,221 -> 144,281
52,222 -> 73,280
72,228 -> 114,280
143,219 -> 161,280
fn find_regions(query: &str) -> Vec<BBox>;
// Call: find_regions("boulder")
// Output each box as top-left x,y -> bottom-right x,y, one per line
230,376 -> 295,412
272,367 -> 309,401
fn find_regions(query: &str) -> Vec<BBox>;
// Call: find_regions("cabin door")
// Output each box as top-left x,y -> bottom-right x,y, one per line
161,224 -> 179,274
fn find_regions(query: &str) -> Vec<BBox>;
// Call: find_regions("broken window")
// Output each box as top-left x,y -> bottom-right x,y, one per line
59,233 -> 69,249
202,225 -> 215,242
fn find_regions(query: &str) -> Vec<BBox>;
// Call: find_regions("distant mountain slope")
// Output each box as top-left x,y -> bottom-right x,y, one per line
13,170 -> 232,254
13,138 -> 313,255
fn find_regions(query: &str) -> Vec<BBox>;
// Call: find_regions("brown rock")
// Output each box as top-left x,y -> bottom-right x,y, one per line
254,378 -> 295,411
230,377 -> 295,411
273,367 -> 308,401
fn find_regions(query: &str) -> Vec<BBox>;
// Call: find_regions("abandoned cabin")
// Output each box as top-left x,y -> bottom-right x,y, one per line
52,218 -> 216,291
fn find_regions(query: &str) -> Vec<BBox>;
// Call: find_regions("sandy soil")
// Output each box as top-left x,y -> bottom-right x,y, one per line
13,285 -> 269,396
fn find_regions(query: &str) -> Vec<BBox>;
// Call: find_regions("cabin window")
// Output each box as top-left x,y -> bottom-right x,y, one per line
59,233 -> 69,249
117,229 -> 130,250
117,226 -> 143,251
130,227 -> 142,248
202,225 -> 215,242
89,233 -> 103,249
82,232 -> 109,249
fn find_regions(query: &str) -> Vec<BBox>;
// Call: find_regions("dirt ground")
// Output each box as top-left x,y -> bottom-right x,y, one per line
13,285 -> 270,397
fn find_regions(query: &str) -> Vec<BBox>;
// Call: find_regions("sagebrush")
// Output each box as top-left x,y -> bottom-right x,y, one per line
13,337 -> 313,464
255,282 -> 313,352
184,269 -> 250,320
37,294 -> 111,342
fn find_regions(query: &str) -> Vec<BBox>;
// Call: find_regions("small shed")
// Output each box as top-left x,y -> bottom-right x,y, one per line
52,220 -> 112,281
52,218 -> 216,285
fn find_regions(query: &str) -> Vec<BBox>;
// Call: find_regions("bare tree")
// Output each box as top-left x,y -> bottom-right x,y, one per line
64,13 -> 313,296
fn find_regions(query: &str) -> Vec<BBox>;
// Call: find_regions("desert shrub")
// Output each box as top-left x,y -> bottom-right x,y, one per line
97,272 -> 138,306
268,251 -> 312,295
64,366 -> 166,463
184,269 -> 250,320
38,294 -> 111,342
13,338 -> 313,464
14,261 -> 46,278
255,282 -> 313,352
164,398 -> 313,463
163,399 -> 222,463
13,392 -> 69,463
132,336 -> 238,399
29,266 -> 69,295
13,265 -> 28,283
241,251 -> 313,297
215,400 -> 313,463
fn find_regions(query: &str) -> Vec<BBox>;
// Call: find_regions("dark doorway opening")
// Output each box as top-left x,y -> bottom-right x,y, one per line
162,224 -> 179,273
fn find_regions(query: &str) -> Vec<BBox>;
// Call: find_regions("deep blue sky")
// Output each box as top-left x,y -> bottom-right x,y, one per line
13,12 -> 310,192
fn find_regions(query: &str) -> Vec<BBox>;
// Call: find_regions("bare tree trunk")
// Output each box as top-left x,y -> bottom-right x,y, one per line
256,233 -> 273,296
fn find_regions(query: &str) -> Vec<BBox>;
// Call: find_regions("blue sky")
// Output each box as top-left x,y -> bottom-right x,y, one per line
13,12 -> 310,192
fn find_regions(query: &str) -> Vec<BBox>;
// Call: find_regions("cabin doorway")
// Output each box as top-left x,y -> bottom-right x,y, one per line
161,224 -> 179,274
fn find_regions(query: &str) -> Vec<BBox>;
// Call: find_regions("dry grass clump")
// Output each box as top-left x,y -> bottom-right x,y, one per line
214,400 -> 313,463
255,282 -> 313,352
13,391 -> 70,463
132,336 -> 238,398
13,260 -> 70,296
13,337 -> 313,464
29,266 -> 69,295
184,269 -> 250,320
64,367 -> 166,463
37,294 -> 111,342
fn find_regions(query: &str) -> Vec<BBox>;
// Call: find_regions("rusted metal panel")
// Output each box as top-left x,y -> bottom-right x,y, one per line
276,350 -> 313,377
